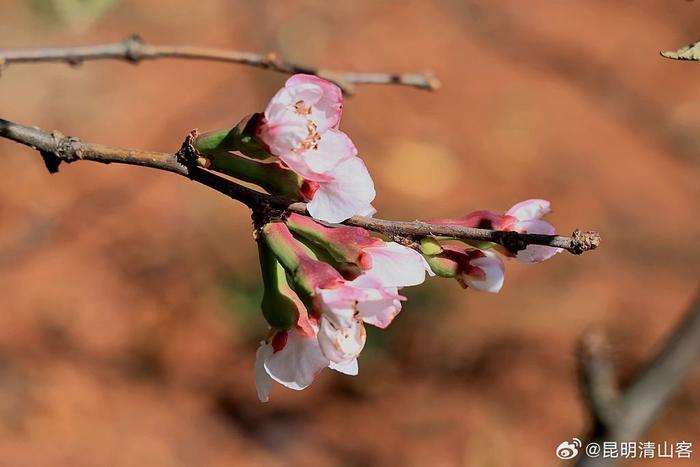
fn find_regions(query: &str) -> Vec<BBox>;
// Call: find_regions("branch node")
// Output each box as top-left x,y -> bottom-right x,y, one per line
499,230 -> 526,254
53,130 -> 80,161
66,57 -> 83,67
264,52 -> 280,69
123,34 -> 146,63
39,130 -> 80,173
175,129 -> 199,175
251,203 -> 286,232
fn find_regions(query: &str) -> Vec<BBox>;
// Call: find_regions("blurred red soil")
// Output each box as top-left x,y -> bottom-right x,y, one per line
0,1 -> 699,465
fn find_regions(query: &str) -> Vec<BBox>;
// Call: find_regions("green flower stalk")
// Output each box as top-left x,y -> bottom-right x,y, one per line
285,213 -> 381,267
207,152 -> 309,200
193,113 -> 269,160
258,239 -> 306,331
260,221 -> 342,297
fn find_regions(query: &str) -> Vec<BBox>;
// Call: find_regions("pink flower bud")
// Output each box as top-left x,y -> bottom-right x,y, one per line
425,246 -> 505,293
428,199 -> 562,263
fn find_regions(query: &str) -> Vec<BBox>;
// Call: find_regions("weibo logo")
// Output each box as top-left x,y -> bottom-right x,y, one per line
556,438 -> 582,460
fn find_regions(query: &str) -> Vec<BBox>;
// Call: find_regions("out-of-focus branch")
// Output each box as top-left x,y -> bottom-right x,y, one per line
0,35 -> 439,95
453,2 -> 700,166
575,292 -> 700,467
577,333 -> 620,433
0,118 -> 599,255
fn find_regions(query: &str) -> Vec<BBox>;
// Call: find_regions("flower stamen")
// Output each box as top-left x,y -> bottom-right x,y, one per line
293,99 -> 313,116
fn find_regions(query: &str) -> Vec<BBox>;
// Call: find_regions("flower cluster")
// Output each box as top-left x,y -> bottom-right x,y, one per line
192,74 -> 563,401
254,215 -> 430,401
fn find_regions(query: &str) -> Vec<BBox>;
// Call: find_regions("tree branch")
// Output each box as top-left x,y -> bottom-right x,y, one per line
0,118 -> 599,255
0,35 -> 439,95
576,291 -> 700,467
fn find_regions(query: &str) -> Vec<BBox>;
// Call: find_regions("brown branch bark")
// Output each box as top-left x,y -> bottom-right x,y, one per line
575,291 -> 700,467
0,35 -> 439,95
0,118 -> 599,255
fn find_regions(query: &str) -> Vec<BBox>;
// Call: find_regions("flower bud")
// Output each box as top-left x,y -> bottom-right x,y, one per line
424,254 -> 459,278
419,237 -> 443,256
425,246 -> 505,293
286,213 -> 381,266
258,240 -> 313,334
208,152 -> 306,200
261,222 -> 343,297
193,113 -> 270,160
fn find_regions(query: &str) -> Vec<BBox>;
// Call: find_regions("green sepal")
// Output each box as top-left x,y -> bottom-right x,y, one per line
424,254 -> 458,278
285,213 -> 381,267
419,237 -> 443,256
291,231 -> 363,281
261,222 -> 343,298
208,152 -> 304,200
193,113 -> 270,160
459,239 -> 498,250
258,239 -> 304,330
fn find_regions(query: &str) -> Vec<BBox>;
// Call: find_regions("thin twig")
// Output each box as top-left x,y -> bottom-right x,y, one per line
0,118 -> 598,255
0,35 -> 440,95
453,2 -> 700,166
575,292 -> 700,467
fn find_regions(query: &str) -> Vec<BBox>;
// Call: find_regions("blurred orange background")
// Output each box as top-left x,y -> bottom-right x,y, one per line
0,1 -> 699,466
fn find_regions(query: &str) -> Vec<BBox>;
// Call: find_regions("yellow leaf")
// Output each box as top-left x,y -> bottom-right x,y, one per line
661,40 -> 700,61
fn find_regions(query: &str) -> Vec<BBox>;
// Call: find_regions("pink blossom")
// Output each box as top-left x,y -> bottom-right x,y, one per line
257,74 -> 351,180
255,223 -> 428,399
256,75 -> 377,223
504,199 -> 561,263
431,199 -> 562,263
426,246 -> 505,293
315,275 -> 404,364
255,325 -> 357,402
311,243 -> 430,363
254,269 -> 400,400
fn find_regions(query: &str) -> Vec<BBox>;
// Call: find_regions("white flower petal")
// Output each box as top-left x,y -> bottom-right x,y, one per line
514,219 -> 562,263
284,74 -> 343,131
318,315 -> 366,364
258,119 -> 308,156
362,242 -> 427,288
506,199 -> 551,222
254,342 -> 274,402
307,157 -> 376,223
264,331 -> 330,390
329,358 -> 359,376
465,252 -> 505,293
305,129 -> 357,174
357,294 -> 403,329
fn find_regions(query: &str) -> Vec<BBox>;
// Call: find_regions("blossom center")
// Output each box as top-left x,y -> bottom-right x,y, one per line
293,100 -> 313,116
299,121 -> 321,151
